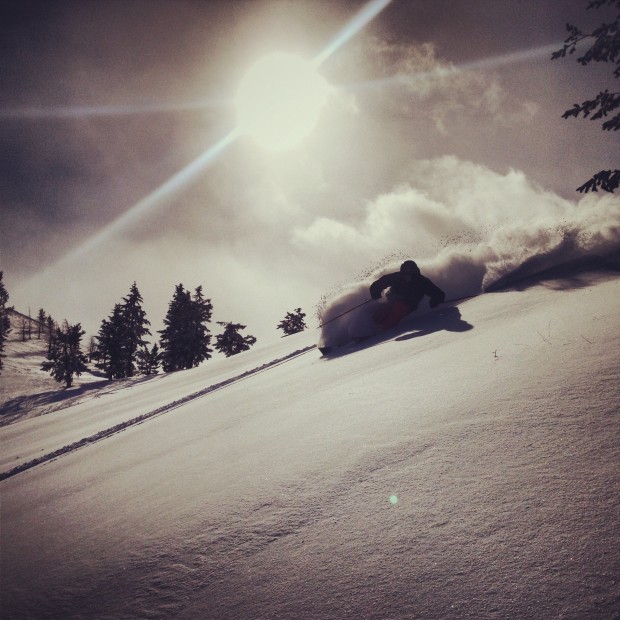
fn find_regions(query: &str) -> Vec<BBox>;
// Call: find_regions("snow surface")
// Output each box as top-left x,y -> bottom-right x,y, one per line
1,269 -> 619,619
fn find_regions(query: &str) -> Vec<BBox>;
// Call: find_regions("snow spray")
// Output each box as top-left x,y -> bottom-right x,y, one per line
316,178 -> 620,347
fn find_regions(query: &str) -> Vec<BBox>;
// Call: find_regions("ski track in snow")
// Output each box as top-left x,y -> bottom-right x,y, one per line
0,344 -> 317,480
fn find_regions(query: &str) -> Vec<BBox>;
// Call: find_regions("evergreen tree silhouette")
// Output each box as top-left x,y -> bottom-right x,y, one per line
95,304 -> 127,379
136,343 -> 162,376
214,321 -> 257,357
95,283 -> 151,379
159,284 -> 213,372
46,315 -> 56,356
37,308 -> 46,339
121,282 -> 151,377
0,272 -> 11,374
191,286 -> 213,365
277,308 -> 307,335
41,322 -> 89,388
552,0 -> 620,192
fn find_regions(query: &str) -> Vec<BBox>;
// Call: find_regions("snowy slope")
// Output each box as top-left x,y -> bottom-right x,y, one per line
1,270 -> 619,619
0,311 -> 64,416
0,332 -> 317,474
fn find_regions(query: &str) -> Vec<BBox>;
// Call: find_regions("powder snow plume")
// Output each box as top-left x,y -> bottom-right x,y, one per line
315,161 -> 620,346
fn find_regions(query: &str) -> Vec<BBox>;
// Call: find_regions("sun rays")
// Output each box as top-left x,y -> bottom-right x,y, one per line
56,127 -> 242,268
311,0 -> 392,69
0,99 -> 228,120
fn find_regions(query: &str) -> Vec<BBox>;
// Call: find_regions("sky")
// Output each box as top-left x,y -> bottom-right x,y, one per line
1,0 -> 619,342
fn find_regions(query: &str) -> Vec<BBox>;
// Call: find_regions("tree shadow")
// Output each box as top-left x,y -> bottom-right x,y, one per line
10,347 -> 47,359
395,306 -> 474,342
0,374 -> 158,426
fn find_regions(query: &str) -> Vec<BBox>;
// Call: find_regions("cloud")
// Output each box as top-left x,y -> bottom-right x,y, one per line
357,38 -> 539,134
294,156 -> 569,261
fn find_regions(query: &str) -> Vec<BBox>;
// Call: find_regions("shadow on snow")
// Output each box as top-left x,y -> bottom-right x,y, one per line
322,303 -> 474,359
0,375 -> 158,426
395,306 -> 474,342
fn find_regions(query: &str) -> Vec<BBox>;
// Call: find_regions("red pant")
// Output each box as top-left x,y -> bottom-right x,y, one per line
372,300 -> 411,330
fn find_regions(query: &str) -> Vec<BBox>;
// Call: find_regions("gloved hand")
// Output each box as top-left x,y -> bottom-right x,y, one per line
369,284 -> 382,300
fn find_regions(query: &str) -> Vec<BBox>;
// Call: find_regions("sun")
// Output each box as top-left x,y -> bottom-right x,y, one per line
235,52 -> 330,152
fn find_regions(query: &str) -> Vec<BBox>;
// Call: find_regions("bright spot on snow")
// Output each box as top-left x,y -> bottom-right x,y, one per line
235,52 -> 330,151
389,495 -> 399,505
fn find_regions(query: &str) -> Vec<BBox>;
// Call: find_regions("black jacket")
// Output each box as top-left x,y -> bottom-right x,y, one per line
369,272 -> 445,309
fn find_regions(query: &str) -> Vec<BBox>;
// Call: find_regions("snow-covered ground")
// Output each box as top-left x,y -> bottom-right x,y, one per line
1,268 -> 619,619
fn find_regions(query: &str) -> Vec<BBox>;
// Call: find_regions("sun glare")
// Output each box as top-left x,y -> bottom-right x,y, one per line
235,52 -> 330,151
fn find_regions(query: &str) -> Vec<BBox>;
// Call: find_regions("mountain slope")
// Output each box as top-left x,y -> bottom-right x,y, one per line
1,271 -> 619,619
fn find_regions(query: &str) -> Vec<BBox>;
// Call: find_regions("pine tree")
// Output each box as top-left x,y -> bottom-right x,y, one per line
191,286 -> 214,365
46,315 -> 56,356
41,322 -> 89,388
159,284 -> 190,373
136,343 -> 162,375
214,321 -> 257,357
37,308 -> 46,339
159,284 -> 213,372
277,308 -> 307,335
95,304 -> 127,379
87,336 -> 98,363
552,0 -> 620,192
95,283 -> 151,380
0,272 -> 11,374
120,282 -> 151,377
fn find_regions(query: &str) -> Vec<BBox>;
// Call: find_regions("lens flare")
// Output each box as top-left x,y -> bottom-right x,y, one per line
0,99 -> 227,120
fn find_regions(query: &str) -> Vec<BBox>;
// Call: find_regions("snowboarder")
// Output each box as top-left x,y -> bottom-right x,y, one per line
369,260 -> 445,330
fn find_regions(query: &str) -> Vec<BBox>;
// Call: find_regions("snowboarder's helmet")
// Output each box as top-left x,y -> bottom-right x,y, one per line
400,260 -> 420,276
